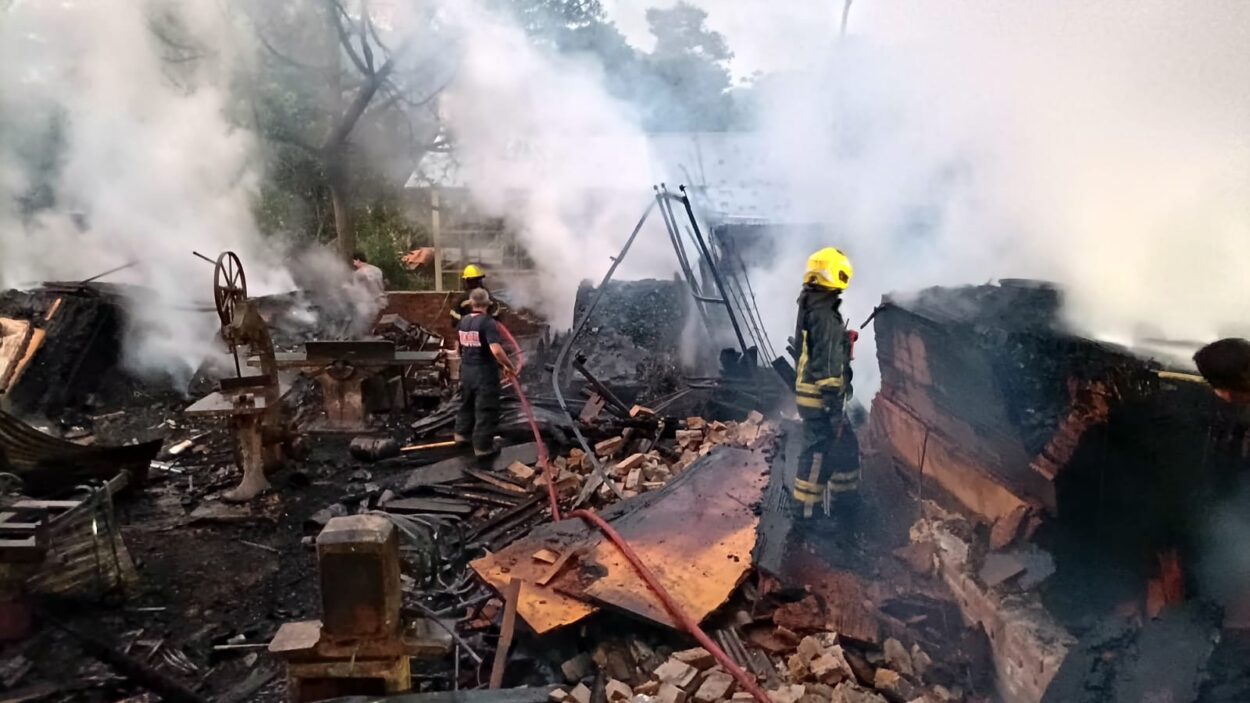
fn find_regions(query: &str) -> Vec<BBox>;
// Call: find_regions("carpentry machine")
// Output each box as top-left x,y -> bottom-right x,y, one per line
269,515 -> 452,701
257,338 -> 441,433
186,252 -> 298,502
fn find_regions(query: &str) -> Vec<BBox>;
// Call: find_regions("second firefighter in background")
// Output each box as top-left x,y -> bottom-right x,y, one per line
792,247 -> 861,519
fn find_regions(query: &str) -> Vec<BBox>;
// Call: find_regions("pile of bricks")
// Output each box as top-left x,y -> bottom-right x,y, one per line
549,632 -> 957,703
504,412 -> 777,509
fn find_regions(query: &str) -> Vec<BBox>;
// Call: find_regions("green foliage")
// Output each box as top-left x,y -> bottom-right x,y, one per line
505,0 -> 741,132
639,2 -> 736,131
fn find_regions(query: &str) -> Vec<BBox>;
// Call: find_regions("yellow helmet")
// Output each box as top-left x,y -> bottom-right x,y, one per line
462,264 -> 484,280
803,247 -> 853,290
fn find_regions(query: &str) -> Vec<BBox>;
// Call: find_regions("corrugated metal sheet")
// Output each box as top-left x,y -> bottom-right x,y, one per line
0,410 -> 158,496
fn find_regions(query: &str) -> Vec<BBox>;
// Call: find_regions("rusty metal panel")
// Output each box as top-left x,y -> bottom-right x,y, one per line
573,446 -> 769,628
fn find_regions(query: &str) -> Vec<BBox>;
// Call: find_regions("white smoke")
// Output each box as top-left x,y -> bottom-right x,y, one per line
423,1 -> 681,327
603,1 -> 1250,392
0,0 -> 293,385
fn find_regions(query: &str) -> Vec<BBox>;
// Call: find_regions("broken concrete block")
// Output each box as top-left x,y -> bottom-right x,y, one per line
507,461 -> 536,481
569,684 -> 593,703
656,683 -> 687,703
563,653 -> 593,683
796,636 -> 824,662
596,436 -> 626,457
686,417 -> 706,430
634,681 -> 661,696
549,689 -> 569,703
731,693 -> 755,702
630,405 -> 656,418
693,670 -> 735,703
767,684 -> 806,703
607,679 -> 634,702
672,647 -> 716,671
910,645 -> 932,679
872,669 -> 918,703
831,683 -> 889,703
882,639 -> 915,677
810,647 -> 854,685
736,424 -> 760,446
745,410 -> 764,425
802,684 -> 835,703
653,659 -> 698,689
625,468 -> 642,491
786,653 -> 810,681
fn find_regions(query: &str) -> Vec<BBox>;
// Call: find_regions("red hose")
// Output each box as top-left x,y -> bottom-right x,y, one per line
495,327 -> 767,703
496,323 -> 561,521
567,510 -> 772,703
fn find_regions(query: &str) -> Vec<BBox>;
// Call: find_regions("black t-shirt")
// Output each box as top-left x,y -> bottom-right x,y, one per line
458,312 -> 502,366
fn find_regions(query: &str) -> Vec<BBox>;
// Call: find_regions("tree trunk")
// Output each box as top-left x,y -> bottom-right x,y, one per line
327,154 -> 354,260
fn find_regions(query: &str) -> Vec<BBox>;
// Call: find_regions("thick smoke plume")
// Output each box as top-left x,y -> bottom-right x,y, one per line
0,0 -> 294,385
708,1 -> 1250,389
430,2 -> 677,327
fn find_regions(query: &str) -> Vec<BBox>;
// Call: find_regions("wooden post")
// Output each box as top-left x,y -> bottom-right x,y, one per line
431,189 -> 443,292
489,578 -> 522,688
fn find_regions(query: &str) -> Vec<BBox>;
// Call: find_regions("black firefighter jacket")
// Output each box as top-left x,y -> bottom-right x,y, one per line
794,286 -> 853,413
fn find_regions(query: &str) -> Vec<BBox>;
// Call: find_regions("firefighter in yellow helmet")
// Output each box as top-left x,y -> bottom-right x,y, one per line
450,264 -> 506,325
792,247 -> 861,519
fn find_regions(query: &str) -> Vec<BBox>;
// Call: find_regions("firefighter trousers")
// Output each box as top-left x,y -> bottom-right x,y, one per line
455,364 -> 501,456
793,406 -> 861,517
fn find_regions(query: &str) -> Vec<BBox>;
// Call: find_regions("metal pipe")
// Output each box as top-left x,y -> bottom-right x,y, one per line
655,186 -> 706,314
677,188 -> 750,355
550,201 -> 658,501
733,250 -> 777,360
80,260 -> 140,284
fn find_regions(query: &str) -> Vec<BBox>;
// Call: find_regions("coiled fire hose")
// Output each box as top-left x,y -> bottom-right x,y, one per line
494,322 -> 772,703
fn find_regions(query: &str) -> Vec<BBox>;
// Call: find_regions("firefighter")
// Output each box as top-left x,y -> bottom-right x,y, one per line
450,264 -> 505,324
454,288 -> 517,458
792,247 -> 860,519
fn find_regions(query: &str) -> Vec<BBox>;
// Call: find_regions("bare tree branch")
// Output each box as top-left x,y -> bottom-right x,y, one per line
328,0 -> 372,76
359,1 -> 376,73
840,0 -> 853,37
365,9 -> 391,56
322,36 -> 415,152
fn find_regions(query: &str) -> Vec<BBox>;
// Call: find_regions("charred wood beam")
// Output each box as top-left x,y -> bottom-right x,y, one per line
43,614 -> 209,703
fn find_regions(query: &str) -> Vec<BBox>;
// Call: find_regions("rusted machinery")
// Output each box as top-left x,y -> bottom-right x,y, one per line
259,340 -> 440,433
186,252 -> 298,502
269,515 -> 451,701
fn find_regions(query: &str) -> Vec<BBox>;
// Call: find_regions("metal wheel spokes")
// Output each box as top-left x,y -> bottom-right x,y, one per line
213,251 -> 247,328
